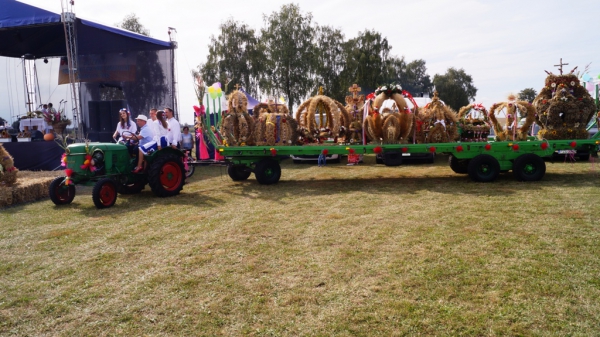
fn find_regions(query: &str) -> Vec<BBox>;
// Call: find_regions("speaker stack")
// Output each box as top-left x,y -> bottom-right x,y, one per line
87,100 -> 127,142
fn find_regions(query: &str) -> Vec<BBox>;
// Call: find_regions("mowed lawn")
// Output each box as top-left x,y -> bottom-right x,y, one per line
2,154 -> 600,336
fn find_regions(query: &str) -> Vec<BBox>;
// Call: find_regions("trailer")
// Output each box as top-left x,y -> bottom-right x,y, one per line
208,137 -> 600,184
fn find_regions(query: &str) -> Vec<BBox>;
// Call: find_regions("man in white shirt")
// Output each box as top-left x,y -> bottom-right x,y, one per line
165,107 -> 181,149
148,108 -> 159,138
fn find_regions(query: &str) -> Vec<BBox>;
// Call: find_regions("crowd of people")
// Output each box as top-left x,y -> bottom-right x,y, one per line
113,107 -> 193,173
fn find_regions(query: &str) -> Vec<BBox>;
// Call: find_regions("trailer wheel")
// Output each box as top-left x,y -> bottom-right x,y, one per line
513,154 -> 545,181
228,164 -> 251,181
148,153 -> 185,197
49,177 -> 76,205
92,178 -> 118,209
254,158 -> 281,185
468,154 -> 500,182
383,152 -> 403,166
448,155 -> 469,174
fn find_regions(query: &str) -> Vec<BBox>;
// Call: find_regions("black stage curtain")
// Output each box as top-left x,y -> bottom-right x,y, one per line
4,141 -> 64,171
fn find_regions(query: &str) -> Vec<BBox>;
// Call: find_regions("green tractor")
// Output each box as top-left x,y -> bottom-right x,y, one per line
49,138 -> 186,209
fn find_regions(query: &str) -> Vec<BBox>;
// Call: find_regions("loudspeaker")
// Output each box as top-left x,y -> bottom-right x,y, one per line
87,100 -> 127,133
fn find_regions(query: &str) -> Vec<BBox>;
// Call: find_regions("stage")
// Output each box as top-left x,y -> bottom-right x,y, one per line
3,141 -> 64,171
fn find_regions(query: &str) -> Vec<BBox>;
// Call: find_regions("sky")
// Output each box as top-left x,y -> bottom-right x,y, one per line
1,0 -> 600,127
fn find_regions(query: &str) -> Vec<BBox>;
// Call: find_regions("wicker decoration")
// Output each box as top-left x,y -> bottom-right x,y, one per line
254,102 -> 299,146
295,88 -> 348,143
457,103 -> 491,142
52,121 -> 71,135
533,68 -> 596,140
489,94 -> 536,141
344,84 -> 365,144
413,91 -> 458,143
364,85 -> 414,144
0,144 -> 18,186
220,89 -> 255,146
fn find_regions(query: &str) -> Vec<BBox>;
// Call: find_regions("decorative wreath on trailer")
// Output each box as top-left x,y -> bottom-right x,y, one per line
488,95 -> 536,141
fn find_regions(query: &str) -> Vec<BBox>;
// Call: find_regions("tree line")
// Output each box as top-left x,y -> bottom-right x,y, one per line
196,3 -> 478,112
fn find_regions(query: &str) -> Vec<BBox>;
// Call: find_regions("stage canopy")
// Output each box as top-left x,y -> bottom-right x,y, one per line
0,0 -> 172,58
0,0 -> 178,141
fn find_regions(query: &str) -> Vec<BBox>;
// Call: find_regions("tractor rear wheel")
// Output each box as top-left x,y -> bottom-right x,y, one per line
148,153 -> 185,197
49,177 -> 76,205
92,178 -> 118,209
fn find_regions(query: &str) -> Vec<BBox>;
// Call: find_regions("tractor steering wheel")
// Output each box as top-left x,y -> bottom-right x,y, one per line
121,131 -> 139,146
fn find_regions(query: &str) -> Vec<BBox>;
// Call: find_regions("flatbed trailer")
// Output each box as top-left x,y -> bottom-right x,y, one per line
203,137 -> 600,184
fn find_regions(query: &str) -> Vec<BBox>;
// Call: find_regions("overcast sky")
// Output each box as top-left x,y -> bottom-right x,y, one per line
2,0 -> 599,126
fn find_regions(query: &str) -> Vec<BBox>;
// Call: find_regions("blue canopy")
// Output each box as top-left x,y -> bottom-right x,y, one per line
0,0 -> 173,58
239,88 -> 261,110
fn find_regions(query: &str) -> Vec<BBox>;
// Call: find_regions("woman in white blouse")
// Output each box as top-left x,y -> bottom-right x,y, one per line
113,108 -> 137,143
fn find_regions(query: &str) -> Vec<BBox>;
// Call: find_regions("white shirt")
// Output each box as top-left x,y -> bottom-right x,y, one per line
115,121 -> 137,142
153,120 -> 168,142
167,117 -> 181,146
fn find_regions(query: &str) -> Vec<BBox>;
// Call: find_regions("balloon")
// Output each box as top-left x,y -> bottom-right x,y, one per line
208,86 -> 218,99
586,82 -> 595,92
582,74 -> 592,82
213,82 -> 221,89
216,87 -> 222,97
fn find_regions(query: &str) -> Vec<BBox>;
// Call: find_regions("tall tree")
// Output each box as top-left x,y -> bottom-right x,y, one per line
313,25 -> 346,101
198,19 -> 263,97
401,59 -> 433,96
342,30 -> 391,91
433,68 -> 477,111
260,4 -> 315,112
118,13 -> 150,36
518,88 -> 537,103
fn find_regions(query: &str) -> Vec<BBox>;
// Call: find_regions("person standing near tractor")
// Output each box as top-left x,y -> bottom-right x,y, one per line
165,107 -> 181,149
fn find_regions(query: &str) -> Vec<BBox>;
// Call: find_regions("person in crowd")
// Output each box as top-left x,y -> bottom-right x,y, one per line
125,115 -> 154,173
113,108 -> 137,143
47,103 -> 57,114
148,108 -> 159,134
165,107 -> 181,149
155,110 -> 169,149
181,126 -> 194,158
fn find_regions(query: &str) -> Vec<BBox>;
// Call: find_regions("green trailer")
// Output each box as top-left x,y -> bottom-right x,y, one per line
212,137 -> 600,184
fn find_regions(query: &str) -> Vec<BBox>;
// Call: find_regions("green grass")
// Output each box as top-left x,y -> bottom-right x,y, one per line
2,155 -> 600,336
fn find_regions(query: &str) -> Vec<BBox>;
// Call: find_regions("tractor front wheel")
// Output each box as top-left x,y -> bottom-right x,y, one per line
148,154 -> 185,197
92,178 -> 118,209
49,177 -> 76,205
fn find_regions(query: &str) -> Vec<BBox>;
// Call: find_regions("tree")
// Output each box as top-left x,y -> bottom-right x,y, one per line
118,13 -> 150,36
313,25 -> 346,101
518,88 -> 537,103
433,68 -> 477,111
401,59 -> 433,96
260,4 -> 315,112
198,19 -> 263,97
341,30 -> 391,91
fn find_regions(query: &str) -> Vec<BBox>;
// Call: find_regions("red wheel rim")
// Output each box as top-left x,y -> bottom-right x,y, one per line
99,183 -> 116,206
160,162 -> 182,191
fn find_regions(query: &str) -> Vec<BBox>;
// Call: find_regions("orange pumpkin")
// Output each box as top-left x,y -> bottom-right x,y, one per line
43,133 -> 55,141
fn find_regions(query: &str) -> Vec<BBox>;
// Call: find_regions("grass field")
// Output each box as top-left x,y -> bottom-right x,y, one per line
2,155 -> 600,336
